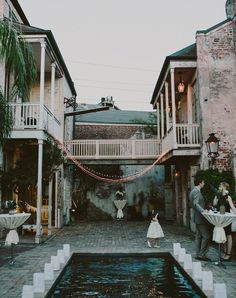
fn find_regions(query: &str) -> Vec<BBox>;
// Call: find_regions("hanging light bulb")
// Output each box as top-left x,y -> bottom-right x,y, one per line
177,72 -> 185,93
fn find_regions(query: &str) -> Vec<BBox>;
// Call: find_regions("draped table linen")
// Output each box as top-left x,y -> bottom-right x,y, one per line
0,213 -> 31,246
113,200 -> 127,219
202,211 -> 236,243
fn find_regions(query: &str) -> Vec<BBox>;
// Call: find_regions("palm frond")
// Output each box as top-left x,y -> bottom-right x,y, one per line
0,90 -> 13,145
0,18 -> 36,99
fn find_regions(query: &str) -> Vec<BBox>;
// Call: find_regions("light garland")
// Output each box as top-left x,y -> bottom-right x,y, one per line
56,140 -> 164,184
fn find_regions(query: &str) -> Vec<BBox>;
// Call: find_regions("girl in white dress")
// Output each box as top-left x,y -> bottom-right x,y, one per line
147,210 -> 164,248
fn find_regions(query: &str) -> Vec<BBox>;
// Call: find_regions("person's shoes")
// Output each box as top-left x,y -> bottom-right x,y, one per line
147,241 -> 152,248
154,245 -> 160,248
222,254 -> 231,261
195,256 -> 211,262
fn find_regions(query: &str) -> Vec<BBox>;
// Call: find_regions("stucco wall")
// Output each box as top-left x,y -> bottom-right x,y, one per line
86,165 -> 165,220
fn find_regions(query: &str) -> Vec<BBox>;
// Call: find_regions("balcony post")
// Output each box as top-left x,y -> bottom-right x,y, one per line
165,82 -> 169,131
170,68 -> 177,148
48,177 -> 53,236
35,139 -> 43,244
96,141 -> 99,159
132,140 -> 136,159
39,41 -> 46,130
156,102 -> 160,139
160,93 -> 164,139
50,63 -> 56,115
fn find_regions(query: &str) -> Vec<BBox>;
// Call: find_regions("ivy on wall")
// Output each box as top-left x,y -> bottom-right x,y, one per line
195,169 -> 236,202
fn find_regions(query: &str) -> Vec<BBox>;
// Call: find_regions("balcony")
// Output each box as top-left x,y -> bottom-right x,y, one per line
63,124 -> 200,163
9,103 -> 62,141
64,139 -> 161,161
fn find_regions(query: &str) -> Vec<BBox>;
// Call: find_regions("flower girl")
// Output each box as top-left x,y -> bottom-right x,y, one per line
146,210 -> 164,248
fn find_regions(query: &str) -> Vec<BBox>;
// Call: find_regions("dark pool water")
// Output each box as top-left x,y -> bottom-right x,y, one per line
46,253 -> 206,298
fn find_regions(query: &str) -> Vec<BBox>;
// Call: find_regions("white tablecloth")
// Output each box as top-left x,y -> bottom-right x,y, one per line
0,213 -> 31,246
113,200 -> 127,219
202,211 -> 236,243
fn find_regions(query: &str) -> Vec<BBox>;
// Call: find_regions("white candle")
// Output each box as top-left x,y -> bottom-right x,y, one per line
173,243 -> 181,255
57,249 -> 65,264
44,263 -> 54,280
33,273 -> 45,293
213,283 -> 227,298
22,285 -> 34,298
63,244 -> 71,258
51,256 -> 60,270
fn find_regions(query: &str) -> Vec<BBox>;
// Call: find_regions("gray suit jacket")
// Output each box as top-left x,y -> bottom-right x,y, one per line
189,186 -> 205,224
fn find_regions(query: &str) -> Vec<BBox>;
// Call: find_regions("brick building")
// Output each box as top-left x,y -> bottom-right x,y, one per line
150,0 -> 236,227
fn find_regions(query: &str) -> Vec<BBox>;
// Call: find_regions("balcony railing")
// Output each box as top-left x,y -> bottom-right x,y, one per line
64,139 -> 161,160
9,103 -> 62,140
162,123 -> 200,154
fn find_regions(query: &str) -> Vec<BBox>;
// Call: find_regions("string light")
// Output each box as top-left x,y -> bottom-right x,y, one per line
56,140 -> 164,184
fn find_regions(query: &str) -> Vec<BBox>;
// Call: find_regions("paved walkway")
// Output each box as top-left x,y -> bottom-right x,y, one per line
0,221 -> 236,297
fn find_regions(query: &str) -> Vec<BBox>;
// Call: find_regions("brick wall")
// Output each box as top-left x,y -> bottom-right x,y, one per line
197,20 -> 236,171
75,124 -> 147,139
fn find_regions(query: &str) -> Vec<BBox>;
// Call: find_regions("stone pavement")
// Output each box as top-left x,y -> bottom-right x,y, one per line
0,220 -> 236,297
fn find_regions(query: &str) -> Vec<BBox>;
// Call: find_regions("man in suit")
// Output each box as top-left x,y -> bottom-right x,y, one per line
189,177 -> 211,261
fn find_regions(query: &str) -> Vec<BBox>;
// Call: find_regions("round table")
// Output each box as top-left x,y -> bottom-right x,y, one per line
113,200 -> 127,219
202,211 -> 236,266
0,213 -> 31,265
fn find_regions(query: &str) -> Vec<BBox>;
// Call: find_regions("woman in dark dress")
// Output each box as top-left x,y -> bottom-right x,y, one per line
213,182 -> 235,261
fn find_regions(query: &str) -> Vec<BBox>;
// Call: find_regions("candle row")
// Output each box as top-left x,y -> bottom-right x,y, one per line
21,244 -> 71,298
173,243 -> 227,298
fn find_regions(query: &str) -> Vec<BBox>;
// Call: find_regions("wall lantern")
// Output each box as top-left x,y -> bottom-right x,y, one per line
177,72 -> 185,93
205,133 -> 219,159
173,168 -> 180,178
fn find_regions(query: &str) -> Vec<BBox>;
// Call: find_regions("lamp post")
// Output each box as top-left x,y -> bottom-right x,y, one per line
205,133 -> 219,168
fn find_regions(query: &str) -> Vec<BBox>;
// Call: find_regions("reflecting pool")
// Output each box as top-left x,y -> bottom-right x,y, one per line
46,253 -> 207,298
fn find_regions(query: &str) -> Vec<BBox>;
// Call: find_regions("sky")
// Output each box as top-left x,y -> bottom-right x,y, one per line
18,0 -> 226,111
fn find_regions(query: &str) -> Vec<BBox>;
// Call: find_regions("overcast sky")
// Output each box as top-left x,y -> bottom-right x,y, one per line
18,0 -> 226,111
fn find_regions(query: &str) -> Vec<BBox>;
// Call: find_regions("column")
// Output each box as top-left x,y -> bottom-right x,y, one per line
35,139 -> 43,244
187,84 -> 193,144
39,41 -> 46,130
48,176 -> 53,236
165,82 -> 169,131
55,171 -> 58,228
50,63 -> 56,114
156,102 -> 160,139
187,84 -> 193,124
160,93 -> 164,139
170,68 -> 177,148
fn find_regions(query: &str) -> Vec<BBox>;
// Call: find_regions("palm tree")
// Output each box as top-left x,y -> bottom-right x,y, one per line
0,18 -> 36,144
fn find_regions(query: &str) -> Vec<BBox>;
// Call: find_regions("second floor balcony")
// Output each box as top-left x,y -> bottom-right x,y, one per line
64,123 -> 200,162
9,102 -> 62,141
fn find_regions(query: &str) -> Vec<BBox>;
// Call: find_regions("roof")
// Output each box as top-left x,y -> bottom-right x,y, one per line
196,19 -> 230,35
75,106 -> 155,125
13,22 -> 77,96
12,0 -> 30,25
151,18 -> 232,106
150,43 -> 197,104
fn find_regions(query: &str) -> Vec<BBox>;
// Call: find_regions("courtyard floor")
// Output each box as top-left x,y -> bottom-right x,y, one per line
0,220 -> 236,297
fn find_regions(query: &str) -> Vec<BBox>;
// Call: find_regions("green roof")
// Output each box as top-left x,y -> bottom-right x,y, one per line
75,105 -> 155,125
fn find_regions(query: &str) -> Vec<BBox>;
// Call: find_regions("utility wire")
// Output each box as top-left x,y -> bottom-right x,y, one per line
74,77 -> 153,86
77,84 -> 151,93
67,59 -> 157,72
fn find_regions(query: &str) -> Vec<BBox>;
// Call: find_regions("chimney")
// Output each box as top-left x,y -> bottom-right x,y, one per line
226,0 -> 236,19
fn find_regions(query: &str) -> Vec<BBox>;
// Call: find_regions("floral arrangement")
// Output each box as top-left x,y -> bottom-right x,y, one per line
5,200 -> 18,210
115,190 -> 125,200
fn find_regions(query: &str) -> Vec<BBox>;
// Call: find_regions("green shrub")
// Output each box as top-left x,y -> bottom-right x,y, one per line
195,169 -> 235,202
